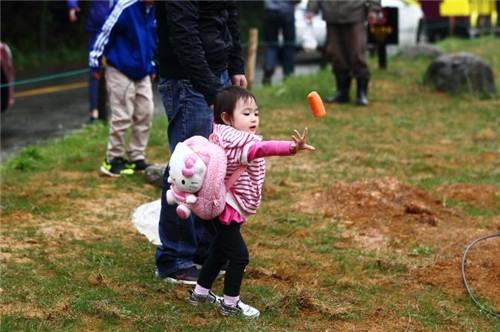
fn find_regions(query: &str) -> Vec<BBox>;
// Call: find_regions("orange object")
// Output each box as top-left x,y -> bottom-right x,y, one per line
307,91 -> 326,117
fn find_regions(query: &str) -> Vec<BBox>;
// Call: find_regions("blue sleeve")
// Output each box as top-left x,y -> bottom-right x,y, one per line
67,0 -> 78,10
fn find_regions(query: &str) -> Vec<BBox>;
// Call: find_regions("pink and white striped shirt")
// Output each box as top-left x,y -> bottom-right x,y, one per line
210,124 -> 294,224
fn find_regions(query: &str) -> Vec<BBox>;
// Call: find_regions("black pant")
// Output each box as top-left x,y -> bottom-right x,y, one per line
197,220 -> 249,297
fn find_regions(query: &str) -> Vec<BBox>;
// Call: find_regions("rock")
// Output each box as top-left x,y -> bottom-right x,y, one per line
424,52 -> 497,98
144,164 -> 166,187
395,44 -> 444,59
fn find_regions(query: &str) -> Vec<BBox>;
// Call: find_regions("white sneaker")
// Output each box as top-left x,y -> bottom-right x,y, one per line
220,300 -> 260,319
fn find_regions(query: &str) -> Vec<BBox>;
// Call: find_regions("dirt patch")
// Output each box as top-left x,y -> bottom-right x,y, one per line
436,183 -> 500,209
296,177 -> 500,313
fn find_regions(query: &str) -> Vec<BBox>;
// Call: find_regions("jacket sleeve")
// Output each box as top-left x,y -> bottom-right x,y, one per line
166,1 -> 223,105
306,0 -> 320,14
366,0 -> 382,13
67,0 -> 78,10
226,1 -> 245,77
88,2 -> 122,73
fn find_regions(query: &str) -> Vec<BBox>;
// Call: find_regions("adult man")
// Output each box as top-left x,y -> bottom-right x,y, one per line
154,0 -> 247,284
262,0 -> 298,85
307,0 -> 380,106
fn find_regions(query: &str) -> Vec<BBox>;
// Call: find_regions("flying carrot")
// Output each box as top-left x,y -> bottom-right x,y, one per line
307,91 -> 326,117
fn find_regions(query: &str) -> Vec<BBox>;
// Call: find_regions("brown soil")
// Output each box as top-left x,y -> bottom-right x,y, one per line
2,174 -> 499,328
298,177 -> 500,313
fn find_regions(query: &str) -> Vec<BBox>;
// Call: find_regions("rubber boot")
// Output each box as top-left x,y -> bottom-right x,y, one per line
356,77 -> 369,106
325,72 -> 351,103
262,69 -> 274,85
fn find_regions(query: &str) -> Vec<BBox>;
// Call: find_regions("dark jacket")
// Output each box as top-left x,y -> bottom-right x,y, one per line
307,0 -> 381,24
155,0 -> 245,105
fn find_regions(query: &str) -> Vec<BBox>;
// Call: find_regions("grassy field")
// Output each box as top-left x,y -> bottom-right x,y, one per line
1,36 -> 499,331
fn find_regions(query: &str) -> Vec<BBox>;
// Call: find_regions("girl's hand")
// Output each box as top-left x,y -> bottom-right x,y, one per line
290,127 -> 316,154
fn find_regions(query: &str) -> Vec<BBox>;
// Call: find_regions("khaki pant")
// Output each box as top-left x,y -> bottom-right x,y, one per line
326,22 -> 370,79
105,65 -> 153,161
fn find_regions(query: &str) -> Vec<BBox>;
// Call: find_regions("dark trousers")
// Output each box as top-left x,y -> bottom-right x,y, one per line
197,220 -> 249,297
326,22 -> 370,79
263,9 -> 296,76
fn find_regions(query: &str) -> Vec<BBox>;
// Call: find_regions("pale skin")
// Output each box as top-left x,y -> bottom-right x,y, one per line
220,97 -> 316,154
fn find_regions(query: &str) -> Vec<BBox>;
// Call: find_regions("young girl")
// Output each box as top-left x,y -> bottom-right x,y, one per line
189,86 -> 315,318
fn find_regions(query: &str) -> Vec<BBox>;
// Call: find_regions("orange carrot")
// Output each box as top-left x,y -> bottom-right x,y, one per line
307,91 -> 326,117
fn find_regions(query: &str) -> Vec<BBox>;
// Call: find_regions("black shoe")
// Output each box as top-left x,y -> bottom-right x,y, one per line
87,116 -> 99,125
356,78 -> 369,106
325,72 -> 352,104
126,159 -> 151,172
324,91 -> 350,104
156,266 -> 199,285
100,157 -> 134,177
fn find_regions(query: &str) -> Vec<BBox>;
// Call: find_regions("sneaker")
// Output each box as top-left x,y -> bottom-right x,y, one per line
100,157 -> 134,177
189,290 -> 222,306
156,266 -> 199,285
220,300 -> 260,319
126,159 -> 151,172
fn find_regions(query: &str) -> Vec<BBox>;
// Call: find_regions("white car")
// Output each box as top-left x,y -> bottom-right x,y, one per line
381,0 -> 426,46
293,0 -> 425,52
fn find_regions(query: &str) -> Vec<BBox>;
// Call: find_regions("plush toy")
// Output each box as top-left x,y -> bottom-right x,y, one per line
166,135 -> 228,220
166,140 -> 208,219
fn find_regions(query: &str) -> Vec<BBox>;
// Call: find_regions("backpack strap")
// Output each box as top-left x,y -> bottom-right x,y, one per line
225,165 -> 248,191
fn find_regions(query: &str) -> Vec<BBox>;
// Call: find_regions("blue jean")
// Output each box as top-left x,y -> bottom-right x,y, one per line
155,72 -> 230,277
263,9 -> 296,77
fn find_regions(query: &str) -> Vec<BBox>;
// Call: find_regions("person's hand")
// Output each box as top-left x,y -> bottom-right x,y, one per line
150,73 -> 156,82
367,11 -> 378,25
231,74 -> 247,89
305,11 -> 314,24
69,8 -> 80,23
91,71 -> 101,80
290,127 -> 315,154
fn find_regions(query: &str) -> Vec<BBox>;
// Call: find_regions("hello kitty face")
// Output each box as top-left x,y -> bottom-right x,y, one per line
168,142 -> 207,194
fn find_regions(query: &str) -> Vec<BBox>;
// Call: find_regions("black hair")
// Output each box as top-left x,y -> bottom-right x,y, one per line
213,86 -> 257,125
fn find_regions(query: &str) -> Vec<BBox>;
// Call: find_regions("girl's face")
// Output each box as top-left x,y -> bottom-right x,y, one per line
223,97 -> 259,134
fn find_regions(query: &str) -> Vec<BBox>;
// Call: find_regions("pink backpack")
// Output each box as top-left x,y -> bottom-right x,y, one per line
166,135 -> 246,220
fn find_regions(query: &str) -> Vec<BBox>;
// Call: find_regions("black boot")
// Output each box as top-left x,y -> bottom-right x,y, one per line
325,72 -> 351,103
262,69 -> 274,85
356,77 -> 369,106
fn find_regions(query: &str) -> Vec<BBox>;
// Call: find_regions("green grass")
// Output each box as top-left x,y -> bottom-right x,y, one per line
2,36 -> 500,331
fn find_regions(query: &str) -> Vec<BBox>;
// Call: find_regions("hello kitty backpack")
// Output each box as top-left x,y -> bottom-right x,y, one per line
166,135 -> 246,220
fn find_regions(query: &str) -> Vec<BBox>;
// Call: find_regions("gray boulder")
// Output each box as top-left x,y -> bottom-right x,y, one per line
424,52 -> 497,98
144,164 -> 166,187
396,44 -> 445,59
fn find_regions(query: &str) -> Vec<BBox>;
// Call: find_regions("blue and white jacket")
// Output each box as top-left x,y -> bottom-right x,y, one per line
89,0 -> 157,80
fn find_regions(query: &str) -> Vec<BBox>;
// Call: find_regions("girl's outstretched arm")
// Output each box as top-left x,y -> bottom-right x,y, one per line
290,127 -> 316,154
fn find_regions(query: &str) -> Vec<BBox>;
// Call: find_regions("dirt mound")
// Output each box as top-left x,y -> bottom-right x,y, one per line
300,177 -> 500,313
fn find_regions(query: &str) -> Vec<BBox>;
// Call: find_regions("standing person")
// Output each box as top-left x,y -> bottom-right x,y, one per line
188,86 -> 315,318
89,0 -> 157,177
306,0 -> 381,106
154,1 -> 247,284
67,0 -> 115,123
262,0 -> 298,85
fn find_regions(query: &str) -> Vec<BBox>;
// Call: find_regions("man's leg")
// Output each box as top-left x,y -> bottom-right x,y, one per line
128,76 -> 153,161
155,77 -> 214,282
281,10 -> 296,77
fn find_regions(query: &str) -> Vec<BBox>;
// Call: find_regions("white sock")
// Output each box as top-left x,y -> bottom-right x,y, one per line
223,294 -> 239,307
194,284 -> 210,297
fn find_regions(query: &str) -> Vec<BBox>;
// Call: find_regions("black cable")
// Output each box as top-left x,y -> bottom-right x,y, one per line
461,232 -> 500,319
